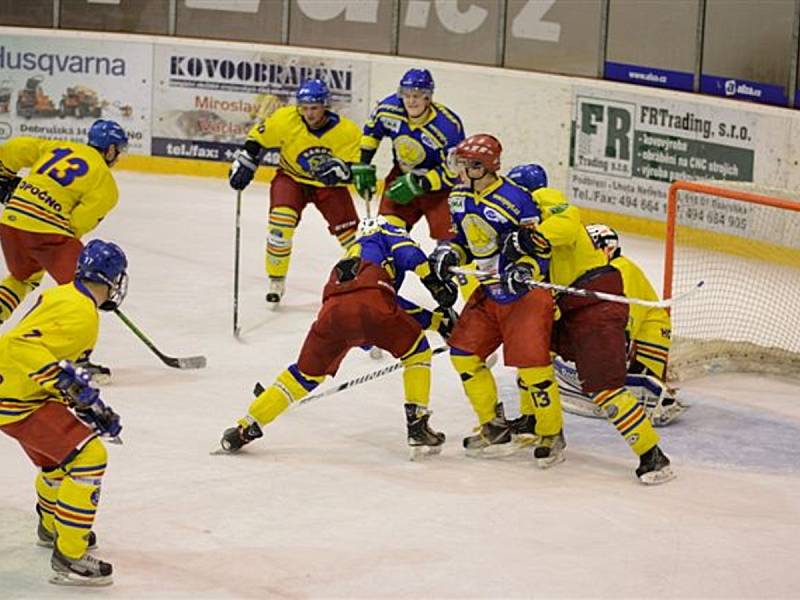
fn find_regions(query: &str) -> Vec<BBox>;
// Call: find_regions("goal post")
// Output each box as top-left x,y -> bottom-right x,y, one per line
663,180 -> 800,381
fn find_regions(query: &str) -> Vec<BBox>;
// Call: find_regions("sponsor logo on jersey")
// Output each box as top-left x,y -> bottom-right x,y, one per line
17,181 -> 62,212
449,195 -> 465,213
483,208 -> 505,224
380,117 -> 401,133
419,133 -> 437,150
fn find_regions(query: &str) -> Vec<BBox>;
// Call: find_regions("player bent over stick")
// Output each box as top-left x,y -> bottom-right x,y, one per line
217,216 -> 458,458
428,134 -> 564,464
228,79 -> 376,308
502,164 -> 675,484
0,240 -> 127,586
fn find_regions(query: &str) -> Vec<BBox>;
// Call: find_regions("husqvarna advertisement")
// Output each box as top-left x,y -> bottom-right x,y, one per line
0,34 -> 152,153
151,44 -> 370,163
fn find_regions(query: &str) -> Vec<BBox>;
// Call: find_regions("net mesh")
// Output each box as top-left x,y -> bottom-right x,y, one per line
666,181 -> 800,381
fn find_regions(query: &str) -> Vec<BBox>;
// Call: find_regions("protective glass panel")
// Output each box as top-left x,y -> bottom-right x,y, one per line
60,0 -> 170,34
289,0 -> 394,54
0,0 -> 54,27
176,0 -> 282,43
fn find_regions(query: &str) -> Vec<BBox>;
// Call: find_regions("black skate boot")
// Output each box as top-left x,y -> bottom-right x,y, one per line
508,413 -> 539,448
636,445 -> 675,485
463,407 -> 514,458
533,430 -> 566,468
50,545 -> 112,586
405,403 -> 445,460
37,505 -> 97,549
266,277 -> 285,308
217,420 -> 263,454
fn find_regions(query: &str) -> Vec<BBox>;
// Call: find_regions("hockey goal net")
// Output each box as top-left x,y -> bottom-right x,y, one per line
664,180 -> 800,381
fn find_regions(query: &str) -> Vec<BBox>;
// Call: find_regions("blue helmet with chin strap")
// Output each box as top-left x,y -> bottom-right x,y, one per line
398,68 -> 434,95
507,163 -> 548,192
76,239 -> 129,311
87,119 -> 128,152
296,79 -> 330,105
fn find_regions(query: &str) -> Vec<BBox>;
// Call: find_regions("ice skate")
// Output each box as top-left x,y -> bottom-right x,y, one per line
50,546 -> 112,587
508,413 -> 539,449
463,417 -> 514,458
533,430 -> 566,468
213,420 -> 263,455
76,360 -> 112,385
265,277 -> 285,309
648,394 -> 689,427
405,403 -> 445,460
636,445 -> 675,485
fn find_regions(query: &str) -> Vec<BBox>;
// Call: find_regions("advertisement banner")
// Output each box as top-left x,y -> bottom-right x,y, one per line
152,45 -> 371,163
568,86 -> 791,237
0,34 -> 152,153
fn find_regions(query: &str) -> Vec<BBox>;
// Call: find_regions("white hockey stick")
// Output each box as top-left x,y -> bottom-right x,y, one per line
450,266 -> 703,308
252,346 -> 449,405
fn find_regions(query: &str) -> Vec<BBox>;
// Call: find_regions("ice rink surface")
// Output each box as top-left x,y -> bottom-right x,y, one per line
2,172 -> 799,599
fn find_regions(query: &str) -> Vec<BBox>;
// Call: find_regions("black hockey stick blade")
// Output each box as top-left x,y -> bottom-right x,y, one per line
114,309 -> 207,370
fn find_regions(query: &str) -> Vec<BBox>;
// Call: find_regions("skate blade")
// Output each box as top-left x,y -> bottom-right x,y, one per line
408,444 -> 443,461
638,465 -> 676,485
536,452 -> 566,469
209,446 -> 238,456
464,443 -> 518,459
49,572 -> 112,587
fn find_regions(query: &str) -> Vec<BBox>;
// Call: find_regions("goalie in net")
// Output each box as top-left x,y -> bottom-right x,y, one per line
553,224 -> 688,427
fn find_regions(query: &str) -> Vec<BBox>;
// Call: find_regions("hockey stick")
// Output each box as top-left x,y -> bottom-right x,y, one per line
252,345 -> 449,403
233,190 -> 242,337
113,309 -> 207,369
450,266 -> 704,308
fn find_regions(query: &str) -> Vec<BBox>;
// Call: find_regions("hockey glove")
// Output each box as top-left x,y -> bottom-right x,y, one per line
55,361 -> 100,408
313,157 -> 351,186
350,163 -> 377,198
386,173 -> 428,205
502,263 -> 535,295
228,146 -> 262,191
432,306 -> 459,339
421,272 -> 458,308
501,227 -> 551,261
429,243 -> 460,281
0,174 -> 20,205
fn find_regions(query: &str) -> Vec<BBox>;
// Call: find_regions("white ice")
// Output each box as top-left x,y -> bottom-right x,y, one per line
1,172 -> 799,599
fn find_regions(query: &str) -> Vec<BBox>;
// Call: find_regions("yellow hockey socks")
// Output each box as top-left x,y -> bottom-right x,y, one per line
266,206 -> 299,278
0,271 -> 43,323
593,387 -> 659,455
450,351 -> 498,424
517,365 -> 563,436
36,467 -> 65,535
400,334 -> 432,407
246,364 -> 325,426
55,437 -> 106,559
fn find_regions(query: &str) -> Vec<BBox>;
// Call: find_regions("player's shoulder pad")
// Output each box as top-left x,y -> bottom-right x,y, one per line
374,94 -> 405,114
431,102 -> 464,131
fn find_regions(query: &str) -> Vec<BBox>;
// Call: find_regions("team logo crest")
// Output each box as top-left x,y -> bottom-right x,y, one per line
91,488 -> 101,506
462,214 -> 498,258
392,136 -> 426,170
296,146 -> 333,174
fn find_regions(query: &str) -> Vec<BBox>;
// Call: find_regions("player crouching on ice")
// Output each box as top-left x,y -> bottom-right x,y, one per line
503,163 -> 675,484
0,240 -> 127,586
217,216 -> 458,459
552,222 -> 688,426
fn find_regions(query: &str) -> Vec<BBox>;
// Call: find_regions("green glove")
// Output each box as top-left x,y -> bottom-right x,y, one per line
350,163 -> 376,198
386,173 -> 425,205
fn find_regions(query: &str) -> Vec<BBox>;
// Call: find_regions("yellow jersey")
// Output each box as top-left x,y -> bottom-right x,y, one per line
247,105 -> 360,187
534,187 -> 609,286
0,137 -> 118,238
611,254 -> 670,339
0,281 -> 99,425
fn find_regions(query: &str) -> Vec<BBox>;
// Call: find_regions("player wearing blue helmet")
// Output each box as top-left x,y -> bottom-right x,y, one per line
507,163 -> 548,192
0,239 -> 127,586
228,79 -> 364,307
0,119 -> 127,326
360,68 -> 465,242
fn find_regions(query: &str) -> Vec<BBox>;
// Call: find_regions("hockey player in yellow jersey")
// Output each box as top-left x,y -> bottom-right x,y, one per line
0,239 -> 127,586
504,163 -> 674,484
0,119 -> 127,325
228,79 -> 370,307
